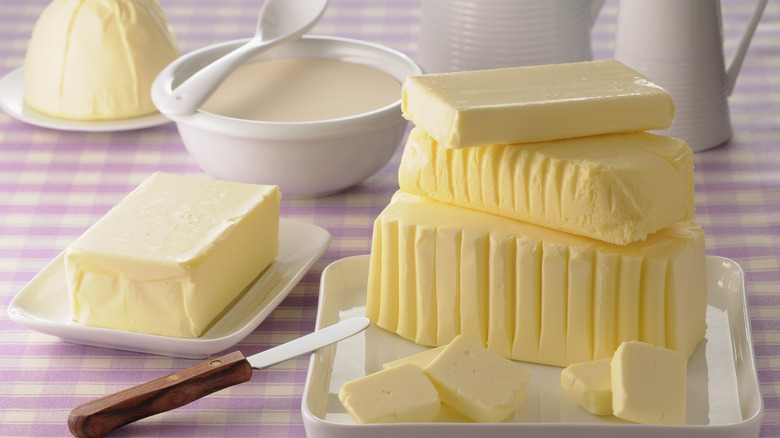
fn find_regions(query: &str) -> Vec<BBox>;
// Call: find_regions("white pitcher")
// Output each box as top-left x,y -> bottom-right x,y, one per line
614,0 -> 767,152
418,0 -> 605,74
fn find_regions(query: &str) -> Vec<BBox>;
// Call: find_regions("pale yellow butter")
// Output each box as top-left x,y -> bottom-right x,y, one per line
366,191 -> 707,367
561,359 -> 612,416
401,60 -> 674,148
65,172 -> 280,338
338,363 -> 441,424
382,346 -> 446,370
611,341 -> 687,425
399,127 -> 694,245
24,0 -> 180,120
424,335 -> 531,423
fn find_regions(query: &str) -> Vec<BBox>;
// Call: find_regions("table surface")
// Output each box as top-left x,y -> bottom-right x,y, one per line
1,0 -> 779,436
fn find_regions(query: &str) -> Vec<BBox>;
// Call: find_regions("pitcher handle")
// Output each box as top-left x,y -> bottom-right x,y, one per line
589,0 -> 606,29
725,0 -> 767,95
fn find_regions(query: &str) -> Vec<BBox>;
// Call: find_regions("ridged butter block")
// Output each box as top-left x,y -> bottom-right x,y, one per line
401,60 -> 674,148
366,191 -> 707,367
399,128 -> 694,245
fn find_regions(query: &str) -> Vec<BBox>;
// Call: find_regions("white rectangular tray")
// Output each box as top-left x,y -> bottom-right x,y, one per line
302,255 -> 763,438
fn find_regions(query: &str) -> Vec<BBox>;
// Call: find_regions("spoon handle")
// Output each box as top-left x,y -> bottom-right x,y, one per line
157,39 -> 265,116
68,351 -> 252,438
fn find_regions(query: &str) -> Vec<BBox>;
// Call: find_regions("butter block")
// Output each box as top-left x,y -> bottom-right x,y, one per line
338,363 -> 441,424
382,346 -> 446,370
366,191 -> 707,367
65,172 -> 280,338
399,127 -> 694,245
611,341 -> 687,425
424,335 -> 531,423
24,0 -> 180,120
401,60 -> 674,148
561,359 -> 612,416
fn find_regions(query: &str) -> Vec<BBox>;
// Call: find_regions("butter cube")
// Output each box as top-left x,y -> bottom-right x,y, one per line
338,363 -> 441,424
366,191 -> 707,366
382,346 -> 446,370
399,127 -> 694,245
402,60 -> 674,148
611,341 -> 687,425
424,335 -> 531,422
65,172 -> 280,338
561,359 -> 612,416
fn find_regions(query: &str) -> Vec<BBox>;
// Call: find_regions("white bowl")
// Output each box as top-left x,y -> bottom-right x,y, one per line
152,36 -> 421,198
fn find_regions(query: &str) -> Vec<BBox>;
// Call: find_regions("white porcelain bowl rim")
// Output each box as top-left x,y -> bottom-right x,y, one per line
152,35 -> 421,141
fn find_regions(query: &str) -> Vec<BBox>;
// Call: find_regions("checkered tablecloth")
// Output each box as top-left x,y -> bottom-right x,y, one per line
1,0 -> 778,436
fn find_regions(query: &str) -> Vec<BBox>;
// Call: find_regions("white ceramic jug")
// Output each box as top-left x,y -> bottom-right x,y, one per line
418,0 -> 605,73
614,0 -> 767,152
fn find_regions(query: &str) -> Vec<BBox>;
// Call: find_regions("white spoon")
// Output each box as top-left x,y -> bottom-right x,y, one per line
158,0 -> 329,116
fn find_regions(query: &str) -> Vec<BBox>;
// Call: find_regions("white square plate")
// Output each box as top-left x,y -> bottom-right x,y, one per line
302,255 -> 763,438
7,218 -> 330,358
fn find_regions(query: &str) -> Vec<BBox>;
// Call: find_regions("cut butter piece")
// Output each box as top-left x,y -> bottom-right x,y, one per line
401,60 -> 674,148
399,127 -> 694,245
24,0 -> 180,120
560,359 -> 612,416
366,191 -> 707,367
338,363 -> 441,424
611,341 -> 687,425
382,346 -> 446,370
424,335 -> 531,423
65,172 -> 280,338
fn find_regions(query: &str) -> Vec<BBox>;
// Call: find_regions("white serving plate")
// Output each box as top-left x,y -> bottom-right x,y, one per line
302,255 -> 763,438
0,67 -> 170,132
7,218 -> 330,358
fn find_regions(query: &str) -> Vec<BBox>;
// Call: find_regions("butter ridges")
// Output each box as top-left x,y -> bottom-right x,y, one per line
366,191 -> 707,367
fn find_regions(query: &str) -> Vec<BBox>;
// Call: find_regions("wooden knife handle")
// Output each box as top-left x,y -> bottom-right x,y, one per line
68,351 -> 253,438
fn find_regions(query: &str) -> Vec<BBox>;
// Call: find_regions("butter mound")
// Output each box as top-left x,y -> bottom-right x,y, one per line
402,60 -> 675,148
399,127 -> 695,245
65,172 -> 280,338
24,0 -> 180,120
366,191 -> 707,367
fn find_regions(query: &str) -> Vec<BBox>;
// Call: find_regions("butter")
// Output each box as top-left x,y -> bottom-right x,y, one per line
611,341 -> 687,425
424,335 -> 531,423
24,0 -> 180,120
382,346 -> 446,370
560,359 -> 612,416
338,363 -> 441,424
399,127 -> 694,245
366,191 -> 707,367
65,172 -> 280,338
401,60 -> 674,148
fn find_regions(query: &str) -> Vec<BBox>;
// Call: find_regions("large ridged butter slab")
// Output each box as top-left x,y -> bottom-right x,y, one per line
65,172 -> 280,338
366,191 -> 706,367
401,60 -> 674,149
399,127 -> 694,245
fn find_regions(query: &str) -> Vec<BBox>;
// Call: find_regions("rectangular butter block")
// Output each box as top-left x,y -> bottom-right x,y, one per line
338,363 -> 441,424
366,191 -> 707,367
65,172 -> 280,338
424,335 -> 531,422
561,359 -> 612,416
611,341 -> 687,425
401,60 -> 674,148
399,127 -> 694,245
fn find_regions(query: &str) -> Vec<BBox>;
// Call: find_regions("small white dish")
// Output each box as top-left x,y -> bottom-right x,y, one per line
0,67 -> 170,132
302,255 -> 763,437
7,218 -> 330,359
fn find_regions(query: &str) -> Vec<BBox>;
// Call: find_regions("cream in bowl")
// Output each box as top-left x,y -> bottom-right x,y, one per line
152,36 -> 422,198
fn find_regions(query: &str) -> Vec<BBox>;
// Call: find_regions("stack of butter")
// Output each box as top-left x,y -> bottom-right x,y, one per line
366,60 -> 707,368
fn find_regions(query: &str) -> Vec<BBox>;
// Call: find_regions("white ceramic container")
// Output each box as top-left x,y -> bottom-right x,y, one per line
152,36 -> 421,198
